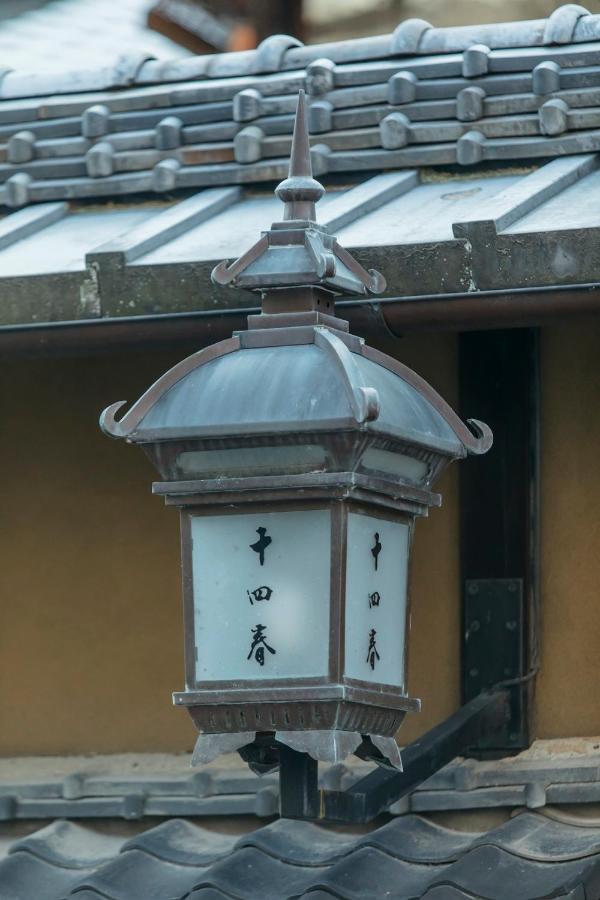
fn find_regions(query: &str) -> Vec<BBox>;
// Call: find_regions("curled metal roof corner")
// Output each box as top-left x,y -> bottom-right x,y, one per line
464,417 -> 494,455
98,335 -> 241,440
360,344 -> 493,457
99,400 -> 130,439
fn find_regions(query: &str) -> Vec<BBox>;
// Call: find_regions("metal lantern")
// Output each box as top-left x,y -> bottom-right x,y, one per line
100,91 -> 492,773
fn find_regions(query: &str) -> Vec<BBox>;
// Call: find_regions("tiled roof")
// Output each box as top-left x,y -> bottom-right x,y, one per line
3,811 -> 600,899
3,749 -> 600,822
2,5 -> 600,206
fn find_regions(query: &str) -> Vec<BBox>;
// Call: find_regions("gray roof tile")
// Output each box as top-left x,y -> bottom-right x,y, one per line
300,846 -> 448,899
359,815 -> 478,863
428,844 -> 600,900
472,811 -> 600,863
233,818 -> 355,865
2,6 -> 600,207
0,852 -> 95,900
9,819 -> 124,867
121,818 -> 235,865
0,0 -> 186,74
189,847 -> 330,899
72,848 -> 204,900
2,812 -> 600,899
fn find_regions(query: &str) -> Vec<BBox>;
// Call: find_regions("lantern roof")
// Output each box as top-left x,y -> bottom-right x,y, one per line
100,327 -> 491,459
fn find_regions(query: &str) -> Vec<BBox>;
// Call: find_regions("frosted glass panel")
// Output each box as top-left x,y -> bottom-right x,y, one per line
360,448 -> 430,485
191,509 -> 331,682
178,445 -> 327,478
344,512 -> 409,688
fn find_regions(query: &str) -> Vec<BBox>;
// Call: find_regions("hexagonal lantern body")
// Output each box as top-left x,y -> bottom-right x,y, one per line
101,92 -> 491,771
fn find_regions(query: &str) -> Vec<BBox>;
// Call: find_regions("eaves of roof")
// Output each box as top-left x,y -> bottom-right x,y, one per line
1,156 -> 600,356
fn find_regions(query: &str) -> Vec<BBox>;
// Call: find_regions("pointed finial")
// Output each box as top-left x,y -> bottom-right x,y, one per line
275,90 -> 325,221
289,88 -> 312,178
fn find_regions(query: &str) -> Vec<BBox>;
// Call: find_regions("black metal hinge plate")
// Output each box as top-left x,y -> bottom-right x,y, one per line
464,578 -> 525,753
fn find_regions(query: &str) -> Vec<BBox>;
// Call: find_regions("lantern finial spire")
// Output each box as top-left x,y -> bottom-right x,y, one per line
289,89 -> 311,179
275,89 -> 324,222
211,89 -> 386,316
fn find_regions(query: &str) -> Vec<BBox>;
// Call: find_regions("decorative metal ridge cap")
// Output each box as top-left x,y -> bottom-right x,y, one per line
360,344 -> 493,456
314,328 -> 380,424
99,335 -> 240,439
282,6 -> 599,67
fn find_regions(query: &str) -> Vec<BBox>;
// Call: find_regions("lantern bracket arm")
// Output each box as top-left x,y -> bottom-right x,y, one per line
279,688 -> 509,824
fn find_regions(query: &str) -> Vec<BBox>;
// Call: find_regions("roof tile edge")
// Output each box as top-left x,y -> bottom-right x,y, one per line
2,4 -> 600,99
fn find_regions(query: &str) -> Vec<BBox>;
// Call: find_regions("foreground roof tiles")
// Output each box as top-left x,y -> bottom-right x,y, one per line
3,812 -> 600,899
3,5 -> 600,206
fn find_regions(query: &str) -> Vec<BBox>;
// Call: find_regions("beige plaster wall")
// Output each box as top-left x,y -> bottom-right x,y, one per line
0,333 -> 459,755
535,322 -> 600,738
381,334 -> 461,743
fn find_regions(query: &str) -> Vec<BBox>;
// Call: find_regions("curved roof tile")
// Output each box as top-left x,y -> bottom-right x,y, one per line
3,811 -> 600,899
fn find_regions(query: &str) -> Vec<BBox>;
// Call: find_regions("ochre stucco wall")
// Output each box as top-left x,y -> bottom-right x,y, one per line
535,322 -> 600,738
0,333 -> 459,755
380,334 -> 461,744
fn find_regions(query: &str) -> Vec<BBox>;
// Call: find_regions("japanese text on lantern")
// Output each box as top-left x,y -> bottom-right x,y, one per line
248,526 -> 275,666
345,512 -> 408,687
367,532 -> 382,670
192,509 -> 331,682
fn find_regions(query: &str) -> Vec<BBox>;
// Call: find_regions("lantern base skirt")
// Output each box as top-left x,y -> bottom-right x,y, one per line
181,693 -> 418,768
183,695 -> 415,738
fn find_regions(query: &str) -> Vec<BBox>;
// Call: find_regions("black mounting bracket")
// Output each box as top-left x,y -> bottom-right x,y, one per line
278,689 -> 509,823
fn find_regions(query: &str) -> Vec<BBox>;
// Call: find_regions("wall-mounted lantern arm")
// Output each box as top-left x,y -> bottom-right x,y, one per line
279,689 -> 509,823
